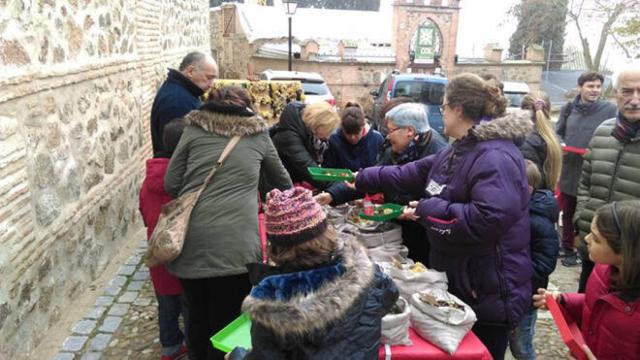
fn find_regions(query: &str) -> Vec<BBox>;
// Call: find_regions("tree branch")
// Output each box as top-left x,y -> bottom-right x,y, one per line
610,33 -> 633,59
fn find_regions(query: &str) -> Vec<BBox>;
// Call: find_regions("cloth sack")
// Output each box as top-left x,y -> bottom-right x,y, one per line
387,263 -> 448,299
409,288 -> 477,354
381,296 -> 412,346
144,136 -> 241,267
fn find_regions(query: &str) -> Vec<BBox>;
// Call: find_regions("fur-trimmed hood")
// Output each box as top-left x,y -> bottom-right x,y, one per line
241,238 -> 375,338
185,109 -> 268,137
471,108 -> 533,142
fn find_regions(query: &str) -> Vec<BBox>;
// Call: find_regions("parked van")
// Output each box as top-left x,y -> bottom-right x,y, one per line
503,81 -> 530,107
260,70 -> 336,107
369,71 -> 447,137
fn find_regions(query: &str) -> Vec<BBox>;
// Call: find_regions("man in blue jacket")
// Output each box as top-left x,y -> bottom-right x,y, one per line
150,51 -> 218,157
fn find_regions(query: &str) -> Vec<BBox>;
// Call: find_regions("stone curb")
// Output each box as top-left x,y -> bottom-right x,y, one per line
54,239 -> 149,360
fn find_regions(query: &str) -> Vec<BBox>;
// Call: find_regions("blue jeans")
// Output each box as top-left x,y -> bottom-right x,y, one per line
157,293 -> 189,356
509,307 -> 537,360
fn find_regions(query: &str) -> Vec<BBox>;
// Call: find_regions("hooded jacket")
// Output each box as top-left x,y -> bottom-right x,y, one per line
235,238 -> 398,360
574,117 -> 640,246
150,69 -> 204,157
138,158 -> 182,295
556,97 -> 617,196
271,102 -> 327,189
323,128 -> 385,171
562,264 -> 640,360
528,189 -> 559,293
164,109 -> 292,279
356,109 -> 534,327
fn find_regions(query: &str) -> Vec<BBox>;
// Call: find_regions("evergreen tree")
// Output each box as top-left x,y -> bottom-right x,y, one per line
508,0 -> 568,69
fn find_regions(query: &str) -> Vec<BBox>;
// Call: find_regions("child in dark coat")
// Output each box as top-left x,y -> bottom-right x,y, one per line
228,186 -> 398,360
508,160 -> 559,360
139,118 -> 189,360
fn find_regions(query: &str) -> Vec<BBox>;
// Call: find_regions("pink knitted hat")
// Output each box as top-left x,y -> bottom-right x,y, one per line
264,186 -> 327,246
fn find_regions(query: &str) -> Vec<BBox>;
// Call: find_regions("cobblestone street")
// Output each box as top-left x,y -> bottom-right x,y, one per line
52,238 -> 581,360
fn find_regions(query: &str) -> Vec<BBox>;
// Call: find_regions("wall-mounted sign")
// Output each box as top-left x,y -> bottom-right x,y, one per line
410,19 -> 442,64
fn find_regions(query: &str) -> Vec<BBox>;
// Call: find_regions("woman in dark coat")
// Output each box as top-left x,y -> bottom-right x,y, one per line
270,101 -> 340,189
228,187 -> 398,360
355,73 -> 534,360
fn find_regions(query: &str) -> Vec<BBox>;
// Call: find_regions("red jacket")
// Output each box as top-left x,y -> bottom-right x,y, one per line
562,264 -> 640,360
139,158 -> 182,295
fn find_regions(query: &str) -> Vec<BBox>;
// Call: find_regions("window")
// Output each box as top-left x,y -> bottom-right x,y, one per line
393,81 -> 445,105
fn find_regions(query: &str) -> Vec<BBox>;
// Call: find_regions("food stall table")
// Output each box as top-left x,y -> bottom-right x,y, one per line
379,328 -> 492,360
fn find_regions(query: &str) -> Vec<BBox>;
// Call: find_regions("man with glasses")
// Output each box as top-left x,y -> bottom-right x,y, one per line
574,61 -> 640,292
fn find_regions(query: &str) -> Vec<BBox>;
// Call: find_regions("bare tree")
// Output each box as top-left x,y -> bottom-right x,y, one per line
567,0 -> 640,71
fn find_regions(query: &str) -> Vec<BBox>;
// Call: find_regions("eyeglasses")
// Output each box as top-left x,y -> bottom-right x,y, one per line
439,103 -> 449,114
386,126 -> 405,135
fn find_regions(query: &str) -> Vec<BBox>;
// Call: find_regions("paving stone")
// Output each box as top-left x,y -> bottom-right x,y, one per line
89,333 -> 112,351
99,316 -> 123,333
103,285 -> 122,297
94,296 -> 114,307
53,353 -> 76,360
137,239 -> 147,248
85,306 -> 107,320
72,319 -> 97,335
80,352 -> 102,360
127,280 -> 145,291
132,271 -> 149,281
118,291 -> 138,303
62,335 -> 88,352
108,303 -> 130,316
133,297 -> 152,306
125,254 -> 142,265
109,276 -> 127,288
117,265 -> 137,276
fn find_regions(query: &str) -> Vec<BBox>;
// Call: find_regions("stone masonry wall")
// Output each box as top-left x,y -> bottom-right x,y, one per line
452,62 -> 545,91
0,0 -> 209,357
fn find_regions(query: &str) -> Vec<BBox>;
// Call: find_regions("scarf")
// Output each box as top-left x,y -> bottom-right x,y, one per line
312,136 -> 328,163
611,113 -> 640,144
394,132 -> 431,165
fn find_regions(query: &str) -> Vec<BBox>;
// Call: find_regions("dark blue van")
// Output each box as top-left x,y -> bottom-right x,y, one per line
369,72 -> 447,137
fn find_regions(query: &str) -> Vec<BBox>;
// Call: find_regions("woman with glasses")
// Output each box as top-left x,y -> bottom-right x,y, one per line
355,73 -> 534,360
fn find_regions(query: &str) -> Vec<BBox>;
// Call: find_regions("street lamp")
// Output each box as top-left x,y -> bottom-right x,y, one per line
282,0 -> 298,71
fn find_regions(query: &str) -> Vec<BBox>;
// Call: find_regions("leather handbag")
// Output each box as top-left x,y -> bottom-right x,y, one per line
144,135 -> 242,267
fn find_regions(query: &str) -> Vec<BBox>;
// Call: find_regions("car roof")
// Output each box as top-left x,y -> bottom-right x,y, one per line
502,81 -> 530,93
261,70 -> 325,83
392,73 -> 448,84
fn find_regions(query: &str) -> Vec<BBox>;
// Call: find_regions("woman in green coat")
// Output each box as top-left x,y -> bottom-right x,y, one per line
164,86 -> 292,360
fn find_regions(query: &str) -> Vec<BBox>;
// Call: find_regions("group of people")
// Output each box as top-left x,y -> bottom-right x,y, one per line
140,50 -> 640,360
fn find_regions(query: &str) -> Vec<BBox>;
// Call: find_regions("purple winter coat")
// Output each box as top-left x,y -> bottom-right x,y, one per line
356,109 -> 534,327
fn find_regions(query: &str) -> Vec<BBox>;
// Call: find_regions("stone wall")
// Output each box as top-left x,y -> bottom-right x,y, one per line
0,0 -> 210,357
452,62 -> 545,91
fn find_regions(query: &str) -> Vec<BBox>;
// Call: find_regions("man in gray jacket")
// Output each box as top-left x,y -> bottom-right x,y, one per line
556,72 -> 617,266
574,62 -> 640,292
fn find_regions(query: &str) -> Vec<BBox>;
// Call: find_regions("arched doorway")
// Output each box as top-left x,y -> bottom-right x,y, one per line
409,19 -> 443,72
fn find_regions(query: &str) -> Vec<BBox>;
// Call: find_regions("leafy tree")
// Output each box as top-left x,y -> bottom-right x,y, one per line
567,0 -> 640,71
508,0 -> 568,70
612,17 -> 640,59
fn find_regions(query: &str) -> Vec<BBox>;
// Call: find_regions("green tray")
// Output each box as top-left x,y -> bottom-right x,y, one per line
210,314 -> 252,353
359,203 -> 404,221
307,167 -> 355,182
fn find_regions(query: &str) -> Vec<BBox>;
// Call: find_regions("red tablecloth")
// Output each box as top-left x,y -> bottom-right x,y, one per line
378,328 -> 492,360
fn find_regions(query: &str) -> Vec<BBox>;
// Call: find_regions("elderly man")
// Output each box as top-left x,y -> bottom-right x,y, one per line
574,62 -> 640,292
150,51 -> 218,157
555,72 -> 618,265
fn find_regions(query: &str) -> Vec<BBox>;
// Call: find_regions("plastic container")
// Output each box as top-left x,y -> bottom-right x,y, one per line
307,167 -> 355,182
363,195 -> 374,216
546,294 -> 587,360
210,314 -> 252,353
359,203 -> 404,222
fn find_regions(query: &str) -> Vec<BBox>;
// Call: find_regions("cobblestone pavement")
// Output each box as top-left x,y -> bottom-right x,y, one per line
54,238 -> 582,360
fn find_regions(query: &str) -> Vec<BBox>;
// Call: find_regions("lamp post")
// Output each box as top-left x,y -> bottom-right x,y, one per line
282,0 -> 298,71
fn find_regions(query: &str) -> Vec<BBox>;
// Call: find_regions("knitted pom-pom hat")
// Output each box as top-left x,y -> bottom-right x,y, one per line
264,186 -> 327,247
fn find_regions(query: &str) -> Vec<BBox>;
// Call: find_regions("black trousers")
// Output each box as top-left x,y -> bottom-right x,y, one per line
179,273 -> 252,360
472,322 -> 510,360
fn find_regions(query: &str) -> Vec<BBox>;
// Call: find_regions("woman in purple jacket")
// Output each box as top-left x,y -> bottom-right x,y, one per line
355,73 -> 534,360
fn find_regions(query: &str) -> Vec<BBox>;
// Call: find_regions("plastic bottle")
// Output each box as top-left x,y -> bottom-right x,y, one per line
363,194 -> 374,216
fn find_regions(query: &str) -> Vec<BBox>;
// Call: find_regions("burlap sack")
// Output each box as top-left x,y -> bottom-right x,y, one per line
409,289 -> 477,354
381,297 -> 412,346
